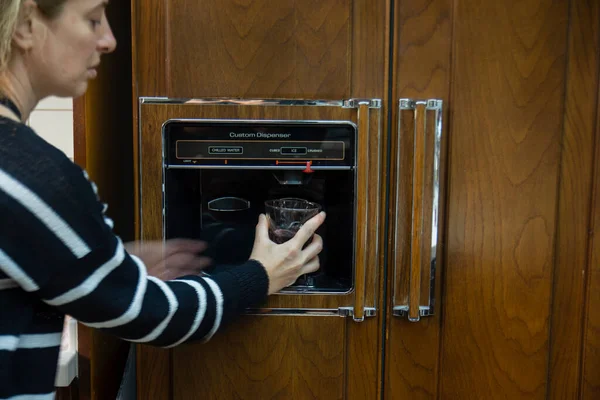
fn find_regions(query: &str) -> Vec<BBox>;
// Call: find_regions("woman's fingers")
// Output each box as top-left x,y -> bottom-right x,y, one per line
300,257 -> 320,275
163,252 -> 212,271
254,214 -> 270,242
163,239 -> 208,257
289,212 -> 326,248
301,234 -> 323,263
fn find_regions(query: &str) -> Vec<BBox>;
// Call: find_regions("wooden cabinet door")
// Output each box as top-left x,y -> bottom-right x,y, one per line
132,1 -> 389,399
385,0 -> 600,399
128,0 -> 600,399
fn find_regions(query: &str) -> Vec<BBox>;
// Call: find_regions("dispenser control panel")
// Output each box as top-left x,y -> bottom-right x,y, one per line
163,120 -> 356,167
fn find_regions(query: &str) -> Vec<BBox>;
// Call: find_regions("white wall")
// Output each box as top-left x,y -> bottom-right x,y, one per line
28,96 -> 74,159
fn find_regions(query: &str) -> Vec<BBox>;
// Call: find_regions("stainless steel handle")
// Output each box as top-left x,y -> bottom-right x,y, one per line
353,101 -> 371,322
344,99 -> 382,322
392,99 -> 443,321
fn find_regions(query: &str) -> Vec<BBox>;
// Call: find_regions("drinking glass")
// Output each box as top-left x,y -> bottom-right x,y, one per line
264,197 -> 322,287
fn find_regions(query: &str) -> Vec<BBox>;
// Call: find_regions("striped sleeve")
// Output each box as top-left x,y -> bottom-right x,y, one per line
0,165 -> 269,347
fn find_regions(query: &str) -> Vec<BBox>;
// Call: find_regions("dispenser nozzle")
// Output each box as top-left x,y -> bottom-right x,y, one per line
303,161 -> 314,174
272,168 -> 314,185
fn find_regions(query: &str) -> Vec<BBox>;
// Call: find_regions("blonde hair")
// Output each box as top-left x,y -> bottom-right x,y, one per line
0,0 -> 67,71
0,0 -> 21,70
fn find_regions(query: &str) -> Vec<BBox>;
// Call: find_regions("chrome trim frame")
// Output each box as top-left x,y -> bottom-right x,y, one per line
277,287 -> 354,295
343,99 -> 382,109
372,96 -> 383,318
140,97 -> 381,109
137,97 -> 381,319
392,305 -> 434,318
245,307 -> 377,318
165,165 -> 353,171
162,117 -> 358,127
142,97 -> 345,107
137,99 -> 143,238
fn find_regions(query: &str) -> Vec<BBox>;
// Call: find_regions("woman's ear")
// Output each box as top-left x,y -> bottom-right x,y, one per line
12,0 -> 38,51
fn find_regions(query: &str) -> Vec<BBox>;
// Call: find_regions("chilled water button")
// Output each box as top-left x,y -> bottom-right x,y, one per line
209,146 -> 243,155
281,146 -> 307,155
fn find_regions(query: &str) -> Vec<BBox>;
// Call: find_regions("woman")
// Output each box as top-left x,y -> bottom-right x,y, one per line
0,0 -> 325,397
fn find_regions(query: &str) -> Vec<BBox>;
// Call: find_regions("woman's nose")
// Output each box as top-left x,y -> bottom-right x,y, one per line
98,16 -> 117,54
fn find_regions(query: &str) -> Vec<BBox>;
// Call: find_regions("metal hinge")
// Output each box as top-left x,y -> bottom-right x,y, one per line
338,307 -> 377,322
343,99 -> 382,109
399,98 -> 442,110
392,306 -> 434,318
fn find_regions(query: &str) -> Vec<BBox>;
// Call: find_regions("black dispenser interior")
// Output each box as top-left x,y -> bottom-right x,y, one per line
162,120 -> 357,294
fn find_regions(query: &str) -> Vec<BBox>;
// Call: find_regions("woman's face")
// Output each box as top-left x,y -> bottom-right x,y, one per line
29,0 -> 117,98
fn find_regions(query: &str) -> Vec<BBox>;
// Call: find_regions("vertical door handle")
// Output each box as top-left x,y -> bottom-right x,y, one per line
392,99 -> 443,321
337,98 -> 381,322
353,102 -> 370,321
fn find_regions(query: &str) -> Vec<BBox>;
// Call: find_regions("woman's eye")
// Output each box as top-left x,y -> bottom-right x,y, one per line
89,19 -> 101,29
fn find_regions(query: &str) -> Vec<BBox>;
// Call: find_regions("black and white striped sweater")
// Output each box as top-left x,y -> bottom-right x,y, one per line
0,117 -> 269,399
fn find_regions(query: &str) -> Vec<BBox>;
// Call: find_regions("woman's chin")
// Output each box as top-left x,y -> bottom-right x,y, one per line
70,82 -> 89,98
49,82 -> 89,99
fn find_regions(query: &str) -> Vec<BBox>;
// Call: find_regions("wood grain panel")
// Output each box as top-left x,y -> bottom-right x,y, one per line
392,107 -> 416,309
294,0 -> 351,97
76,324 -> 91,400
346,319 -> 379,400
73,96 -> 86,169
350,0 -> 387,98
385,0 -> 452,398
88,334 -> 130,400
56,379 -> 79,400
583,71 -> 600,399
549,0 -> 600,397
166,0 -> 351,98
439,0 -> 568,398
133,0 -> 167,96
136,346 -> 171,400
363,109 -> 384,312
172,317 -> 345,399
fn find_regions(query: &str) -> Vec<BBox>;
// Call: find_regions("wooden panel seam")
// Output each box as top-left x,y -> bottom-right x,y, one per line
581,31 -> 600,398
130,0 -> 140,239
548,0 -> 600,397
545,0 -> 575,395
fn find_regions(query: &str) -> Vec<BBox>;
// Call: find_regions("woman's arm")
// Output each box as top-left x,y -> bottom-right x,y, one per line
0,165 -> 269,347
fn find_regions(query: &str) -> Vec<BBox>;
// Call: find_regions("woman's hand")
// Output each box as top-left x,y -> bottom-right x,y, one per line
125,239 -> 212,281
249,212 -> 326,294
